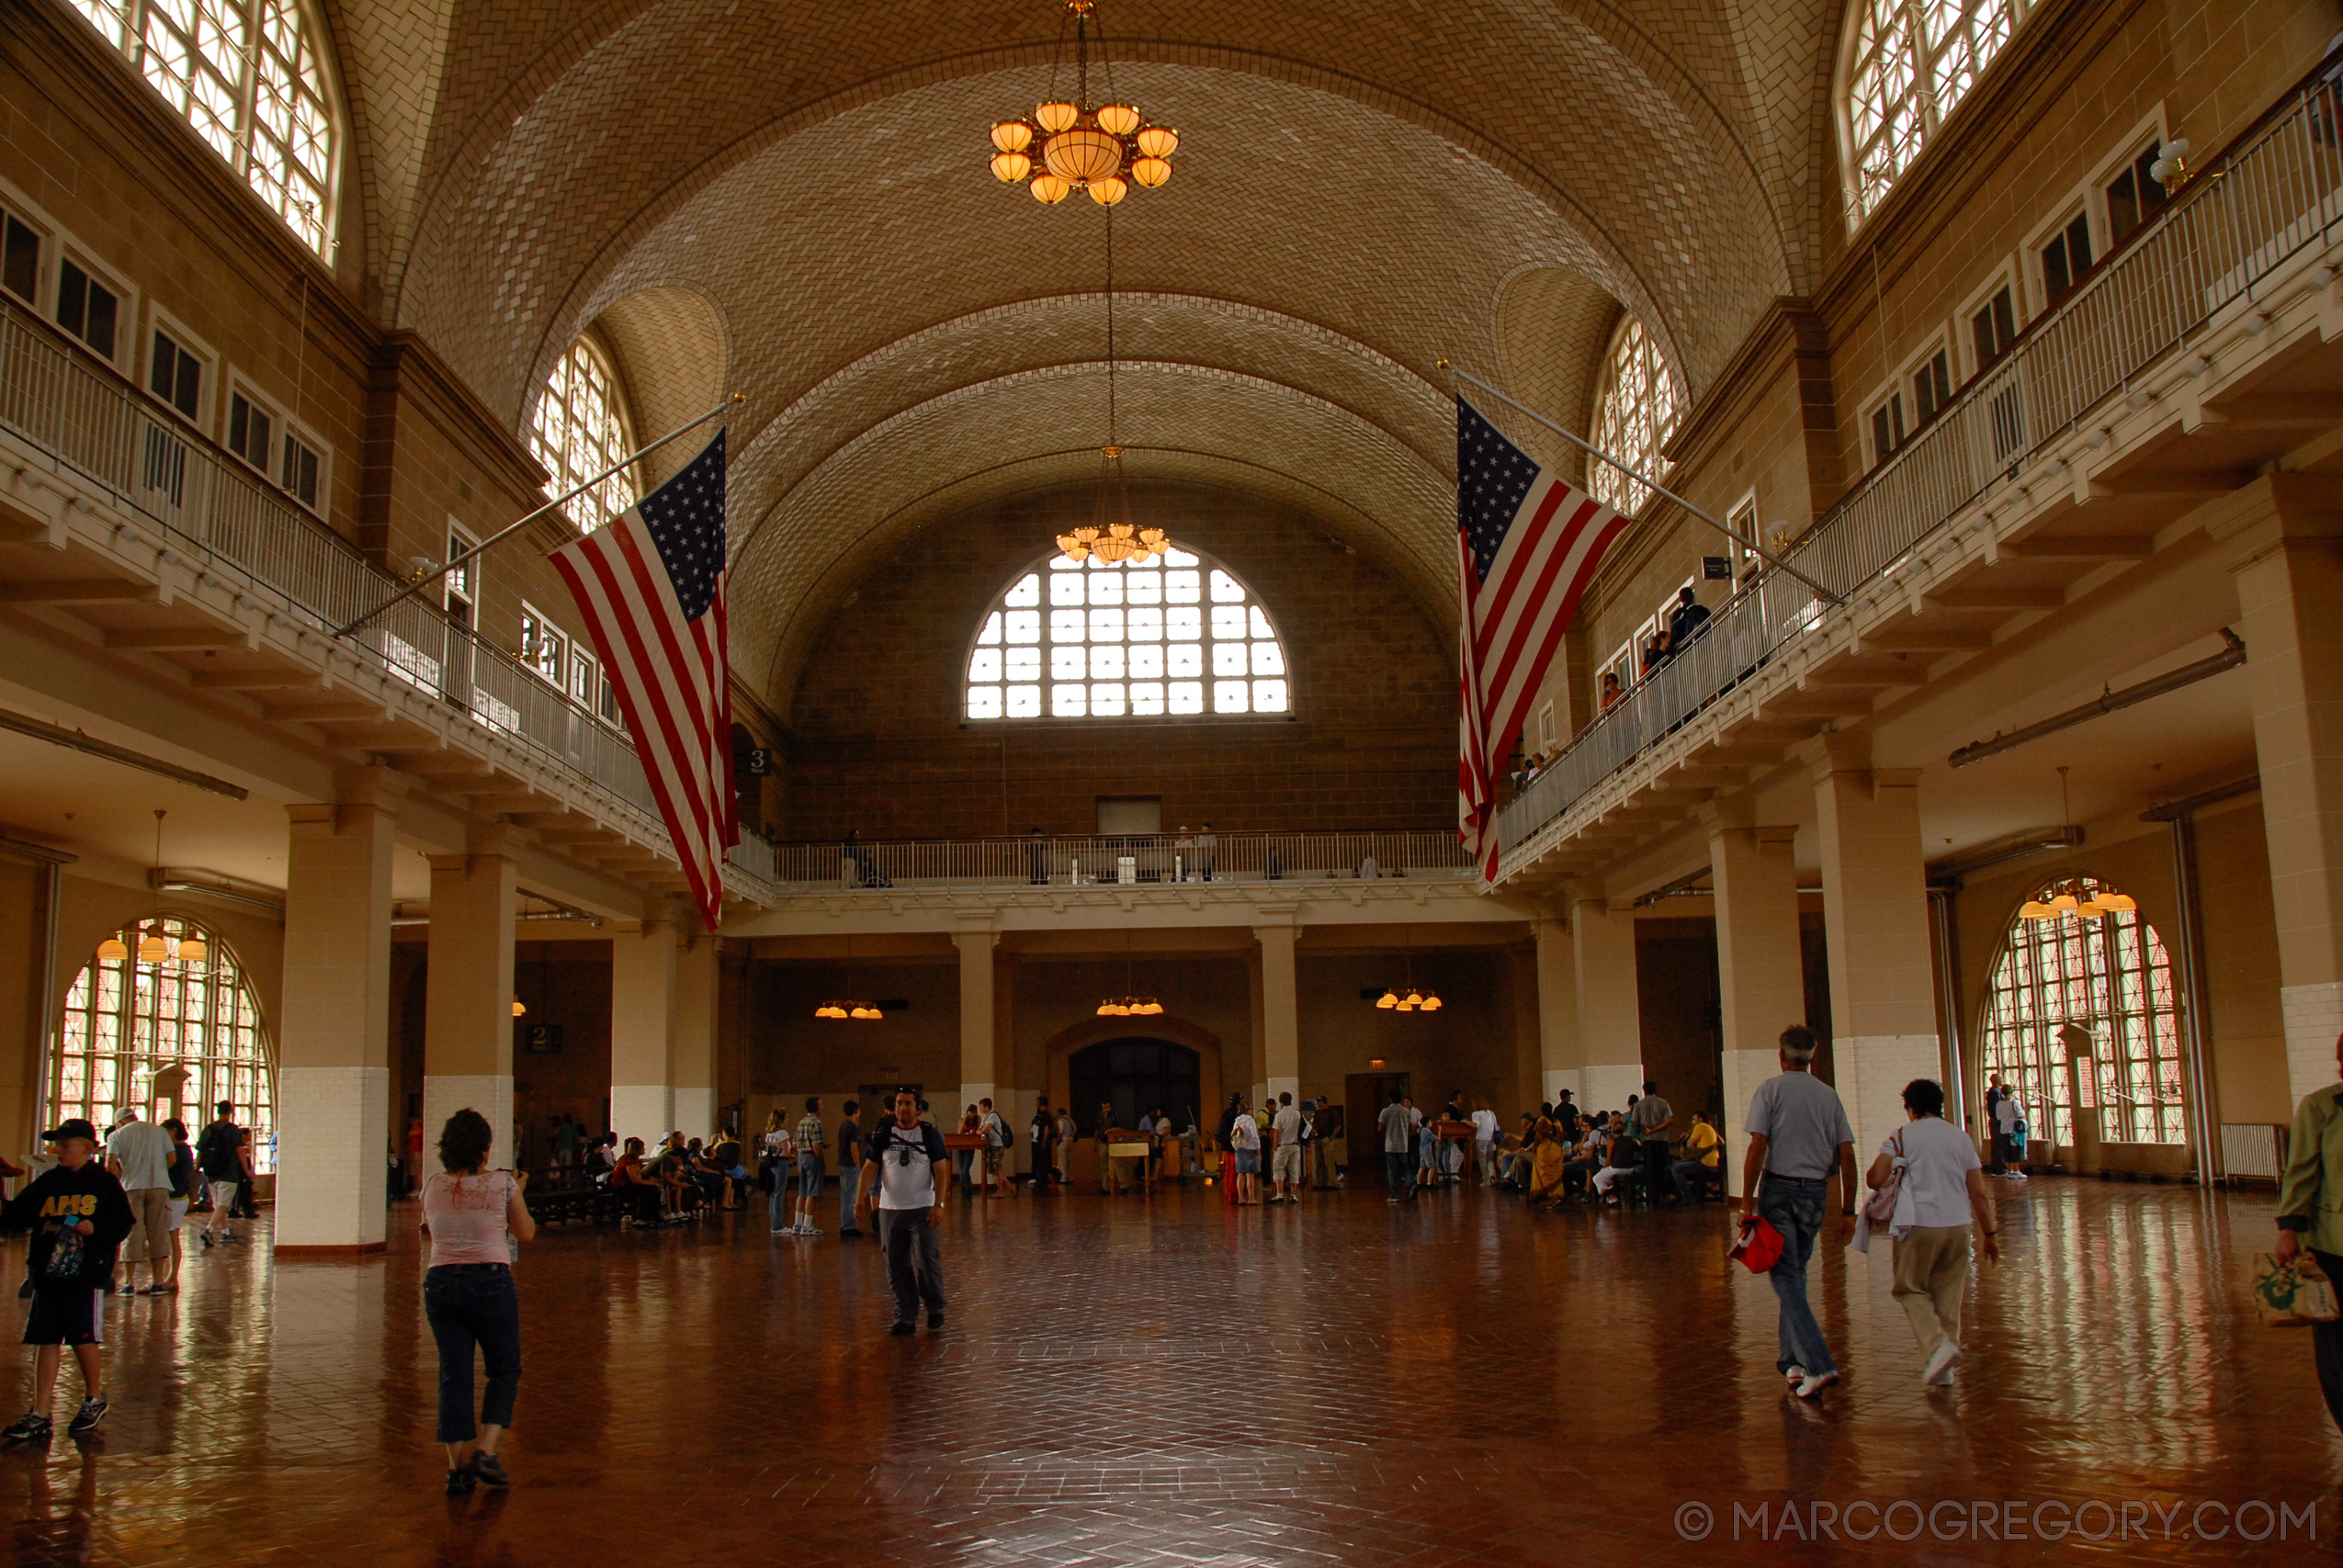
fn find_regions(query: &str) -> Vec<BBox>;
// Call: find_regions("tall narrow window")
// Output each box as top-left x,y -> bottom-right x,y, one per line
1841,0 -> 2033,227
54,916 -> 276,1172
2040,210 -> 2093,308
64,0 -> 339,254
1978,875 -> 2186,1151
1970,285 -> 2018,374
2105,148 -> 2170,250
1588,315 -> 1678,515
528,337 -> 638,532
964,547 -> 1291,721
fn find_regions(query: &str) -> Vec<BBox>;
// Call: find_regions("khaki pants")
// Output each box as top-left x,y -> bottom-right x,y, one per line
121,1187 -> 173,1269
1891,1224 -> 1972,1361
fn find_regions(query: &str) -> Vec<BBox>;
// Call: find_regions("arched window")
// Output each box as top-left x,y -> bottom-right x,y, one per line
66,0 -> 341,255
1589,316 -> 1677,515
52,916 -> 276,1172
1839,0 -> 2032,228
528,336 -> 639,532
1977,875 -> 2184,1152
965,547 -> 1291,720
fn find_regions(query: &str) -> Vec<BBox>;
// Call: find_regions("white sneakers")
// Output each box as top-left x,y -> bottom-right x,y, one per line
1923,1340 -> 1963,1385
1783,1363 -> 1805,1385
1794,1370 -> 1839,1400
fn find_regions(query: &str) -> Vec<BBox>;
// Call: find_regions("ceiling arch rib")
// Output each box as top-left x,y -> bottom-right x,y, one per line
588,285 -> 730,488
731,360 -> 1456,708
402,32 -> 1781,422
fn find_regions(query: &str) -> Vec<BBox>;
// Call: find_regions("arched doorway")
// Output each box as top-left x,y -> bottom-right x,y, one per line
1977,874 -> 2184,1154
1068,1039 -> 1200,1135
53,915 -> 276,1169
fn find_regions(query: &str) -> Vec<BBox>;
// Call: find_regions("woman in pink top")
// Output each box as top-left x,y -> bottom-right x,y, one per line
419,1108 -> 534,1495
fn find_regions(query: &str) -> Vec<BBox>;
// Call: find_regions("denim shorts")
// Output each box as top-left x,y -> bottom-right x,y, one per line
797,1154 -> 826,1200
1235,1149 -> 1260,1175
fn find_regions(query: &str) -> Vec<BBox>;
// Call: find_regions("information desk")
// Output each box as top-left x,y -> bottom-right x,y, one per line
1101,1134 -> 1154,1194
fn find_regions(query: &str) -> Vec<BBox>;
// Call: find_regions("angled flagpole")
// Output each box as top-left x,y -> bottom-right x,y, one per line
334,392 -> 747,638
1439,363 -> 1844,605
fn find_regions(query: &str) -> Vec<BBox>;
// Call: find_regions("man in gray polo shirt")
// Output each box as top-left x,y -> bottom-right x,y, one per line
1739,1024 -> 1858,1400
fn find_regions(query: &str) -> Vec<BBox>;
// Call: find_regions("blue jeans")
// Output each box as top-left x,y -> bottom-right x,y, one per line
878,1208 -> 945,1325
424,1264 -> 521,1443
767,1164 -> 791,1229
1385,1150 -> 1416,1197
839,1159 -> 861,1229
1759,1174 -> 1836,1377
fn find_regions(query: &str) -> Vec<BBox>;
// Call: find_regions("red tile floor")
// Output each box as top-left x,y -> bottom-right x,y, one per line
0,1175 -> 2332,1565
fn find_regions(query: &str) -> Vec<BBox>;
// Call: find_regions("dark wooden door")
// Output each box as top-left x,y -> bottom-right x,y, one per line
1343,1071 -> 1410,1186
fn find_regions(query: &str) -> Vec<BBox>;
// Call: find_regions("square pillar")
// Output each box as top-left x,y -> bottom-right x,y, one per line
1532,919 -> 1579,1106
673,932 -> 719,1138
1709,818 -> 1806,1179
1570,892 -> 1642,1114
953,924 -> 997,1111
423,836 -> 516,1170
1811,741 -> 1941,1160
610,913 -> 677,1145
275,771 -> 397,1250
1253,923 -> 1299,1105
1246,946 -> 1268,1108
2215,477 -> 2343,1100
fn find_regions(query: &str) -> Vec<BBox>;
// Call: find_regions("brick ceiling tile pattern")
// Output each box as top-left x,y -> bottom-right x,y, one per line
592,285 -> 729,489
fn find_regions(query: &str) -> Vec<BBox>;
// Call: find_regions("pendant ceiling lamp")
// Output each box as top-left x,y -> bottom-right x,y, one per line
117,809 -> 207,967
1054,207 -> 1171,568
1098,930 -> 1162,1017
989,0 -> 1179,208
2014,766 -> 2136,920
817,935 -> 883,1021
1374,927 -> 1443,1012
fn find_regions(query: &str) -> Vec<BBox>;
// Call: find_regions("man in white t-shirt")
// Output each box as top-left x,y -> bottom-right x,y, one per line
1993,1093 -> 2027,1179
1269,1094 -> 1304,1203
855,1089 -> 952,1336
1470,1100 -> 1501,1185
104,1109 -> 177,1294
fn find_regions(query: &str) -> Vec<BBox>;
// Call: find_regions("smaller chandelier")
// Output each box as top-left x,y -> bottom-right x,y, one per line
990,1 -> 1179,207
2018,878 -> 2138,922
1097,996 -> 1164,1017
815,1000 -> 885,1021
1058,446 -> 1171,565
1375,987 -> 1443,1013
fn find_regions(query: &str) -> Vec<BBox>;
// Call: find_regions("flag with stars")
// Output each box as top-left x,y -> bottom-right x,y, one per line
1456,397 -> 1631,880
549,430 -> 738,931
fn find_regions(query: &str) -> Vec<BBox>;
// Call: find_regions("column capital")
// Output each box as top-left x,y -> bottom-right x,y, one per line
1532,916 -> 1569,943
1796,730 -> 1871,779
2203,473 -> 2343,561
1251,920 -> 1298,942
952,925 -> 998,950
330,763 -> 408,810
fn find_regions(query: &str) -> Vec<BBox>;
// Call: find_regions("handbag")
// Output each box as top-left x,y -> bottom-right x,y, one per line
1730,1216 -> 1784,1273
2252,1252 -> 2341,1326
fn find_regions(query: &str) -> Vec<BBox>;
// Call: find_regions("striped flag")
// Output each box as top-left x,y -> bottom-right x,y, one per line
1456,397 -> 1632,880
549,431 -> 737,931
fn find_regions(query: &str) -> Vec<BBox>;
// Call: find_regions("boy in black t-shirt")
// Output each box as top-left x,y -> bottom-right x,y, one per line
1,1119 -> 136,1443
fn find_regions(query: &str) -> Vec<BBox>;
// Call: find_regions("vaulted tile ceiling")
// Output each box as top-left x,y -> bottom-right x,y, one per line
339,0 -> 1839,705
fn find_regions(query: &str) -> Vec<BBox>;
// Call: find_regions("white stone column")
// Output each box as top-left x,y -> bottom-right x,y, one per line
1810,740 -> 1942,1161
1532,919 -> 1579,1106
953,924 -> 997,1113
1570,891 -> 1643,1114
2216,477 -> 2343,1100
422,832 -> 517,1170
609,913 -> 677,1145
1709,817 -> 1806,1180
1253,923 -> 1300,1105
274,770 -> 396,1250
672,931 -> 719,1138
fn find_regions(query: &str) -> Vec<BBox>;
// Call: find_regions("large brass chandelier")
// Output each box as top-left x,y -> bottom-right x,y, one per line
989,0 -> 1180,208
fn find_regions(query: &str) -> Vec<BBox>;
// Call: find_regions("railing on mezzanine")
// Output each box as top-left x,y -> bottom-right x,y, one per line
1497,64 -> 2343,863
765,829 -> 1473,893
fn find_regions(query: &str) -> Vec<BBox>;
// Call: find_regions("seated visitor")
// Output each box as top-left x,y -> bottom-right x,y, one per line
1670,1111 -> 1723,1204
1592,1116 -> 1644,1201
1526,1123 -> 1568,1206
609,1139 -> 666,1224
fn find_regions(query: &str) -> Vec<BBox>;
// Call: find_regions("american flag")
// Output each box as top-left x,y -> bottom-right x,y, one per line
1456,397 -> 1631,880
549,431 -> 738,931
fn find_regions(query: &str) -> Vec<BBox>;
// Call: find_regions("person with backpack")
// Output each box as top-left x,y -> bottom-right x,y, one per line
195,1101 -> 249,1247
0,1119 -> 136,1442
1862,1078 -> 2000,1386
855,1089 -> 951,1336
978,1098 -> 1011,1198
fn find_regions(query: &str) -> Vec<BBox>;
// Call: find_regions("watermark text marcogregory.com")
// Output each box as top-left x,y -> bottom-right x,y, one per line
1670,1496 -> 2316,1544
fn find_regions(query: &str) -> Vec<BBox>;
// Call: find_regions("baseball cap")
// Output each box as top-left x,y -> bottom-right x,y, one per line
43,1118 -> 98,1143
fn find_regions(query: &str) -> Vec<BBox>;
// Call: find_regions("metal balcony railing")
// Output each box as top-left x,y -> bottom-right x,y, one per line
774,829 -> 1472,892
1499,66 -> 2343,861
0,300 -> 658,821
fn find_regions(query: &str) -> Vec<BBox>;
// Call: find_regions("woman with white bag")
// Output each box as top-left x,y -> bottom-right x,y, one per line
1860,1079 -> 2000,1386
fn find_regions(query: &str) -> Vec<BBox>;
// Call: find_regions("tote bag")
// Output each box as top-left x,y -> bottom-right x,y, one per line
2252,1253 -> 2341,1327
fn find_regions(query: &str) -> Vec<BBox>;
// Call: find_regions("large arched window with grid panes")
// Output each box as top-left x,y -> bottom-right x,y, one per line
51,915 -> 276,1171
965,547 -> 1291,720
1976,875 -> 2184,1154
1839,0 -> 2033,229
529,336 -> 639,532
65,0 -> 341,255
1588,315 -> 1677,515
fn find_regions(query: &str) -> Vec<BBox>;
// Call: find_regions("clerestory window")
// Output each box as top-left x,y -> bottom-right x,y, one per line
1839,0 -> 2034,229
66,0 -> 341,255
965,547 -> 1291,721
528,336 -> 639,533
1588,315 -> 1678,516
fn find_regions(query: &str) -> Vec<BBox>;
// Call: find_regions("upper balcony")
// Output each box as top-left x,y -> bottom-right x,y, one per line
1496,62 -> 2343,885
0,300 -> 778,909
